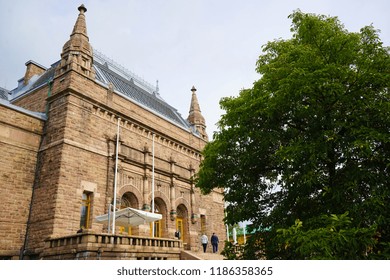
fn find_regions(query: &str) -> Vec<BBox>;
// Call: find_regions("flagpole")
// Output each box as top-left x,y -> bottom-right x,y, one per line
152,133 -> 155,237
112,117 -> 120,234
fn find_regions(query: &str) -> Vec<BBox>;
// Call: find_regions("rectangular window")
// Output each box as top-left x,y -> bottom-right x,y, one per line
80,192 -> 92,229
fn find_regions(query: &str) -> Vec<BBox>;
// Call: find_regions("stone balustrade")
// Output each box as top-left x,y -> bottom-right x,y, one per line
42,232 -> 182,260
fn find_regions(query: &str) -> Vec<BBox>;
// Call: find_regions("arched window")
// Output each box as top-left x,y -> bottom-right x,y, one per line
118,192 -> 139,235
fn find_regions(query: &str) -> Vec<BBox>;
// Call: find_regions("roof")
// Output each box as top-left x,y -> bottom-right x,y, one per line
0,87 -> 9,101
8,51 -> 196,133
93,50 -> 192,130
0,98 -> 47,120
9,61 -> 58,100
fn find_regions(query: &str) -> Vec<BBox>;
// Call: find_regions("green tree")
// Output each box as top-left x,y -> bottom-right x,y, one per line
276,212 -> 378,259
196,11 -> 390,259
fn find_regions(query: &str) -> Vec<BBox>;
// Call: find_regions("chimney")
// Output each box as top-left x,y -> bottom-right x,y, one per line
23,60 -> 47,85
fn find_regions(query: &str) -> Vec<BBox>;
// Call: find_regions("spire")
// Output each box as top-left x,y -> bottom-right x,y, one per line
187,86 -> 208,140
56,4 -> 95,78
71,5 -> 88,39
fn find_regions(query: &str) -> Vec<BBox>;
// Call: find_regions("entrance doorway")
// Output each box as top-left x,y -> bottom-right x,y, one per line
150,198 -> 166,238
176,218 -> 184,241
176,204 -> 189,245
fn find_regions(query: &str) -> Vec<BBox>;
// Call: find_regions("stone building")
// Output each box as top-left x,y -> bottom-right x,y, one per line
0,5 -> 225,260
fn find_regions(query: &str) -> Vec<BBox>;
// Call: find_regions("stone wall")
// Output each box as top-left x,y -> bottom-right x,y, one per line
0,103 -> 45,259
12,85 -> 50,113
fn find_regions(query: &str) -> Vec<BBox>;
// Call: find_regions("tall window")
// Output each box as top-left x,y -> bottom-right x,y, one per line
151,220 -> 161,238
80,192 -> 92,229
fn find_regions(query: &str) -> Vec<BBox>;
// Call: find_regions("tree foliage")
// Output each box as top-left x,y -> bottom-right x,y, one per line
196,11 -> 390,259
276,212 -> 378,259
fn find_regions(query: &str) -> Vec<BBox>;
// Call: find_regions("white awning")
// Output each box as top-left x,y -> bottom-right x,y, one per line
95,207 -> 162,227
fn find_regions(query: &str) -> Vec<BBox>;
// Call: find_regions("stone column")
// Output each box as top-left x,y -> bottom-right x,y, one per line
169,157 -> 177,221
189,165 -> 197,224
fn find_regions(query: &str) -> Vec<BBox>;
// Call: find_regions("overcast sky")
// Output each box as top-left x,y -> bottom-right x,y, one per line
0,0 -> 389,138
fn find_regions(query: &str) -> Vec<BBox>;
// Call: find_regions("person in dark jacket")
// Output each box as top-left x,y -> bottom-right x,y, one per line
175,229 -> 181,239
211,233 -> 219,253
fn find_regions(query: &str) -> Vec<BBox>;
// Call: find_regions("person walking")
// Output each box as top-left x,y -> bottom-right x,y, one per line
211,233 -> 219,253
201,233 -> 208,253
175,229 -> 181,240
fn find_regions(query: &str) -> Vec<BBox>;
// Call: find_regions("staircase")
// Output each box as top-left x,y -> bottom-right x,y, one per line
195,252 -> 225,260
181,250 -> 225,260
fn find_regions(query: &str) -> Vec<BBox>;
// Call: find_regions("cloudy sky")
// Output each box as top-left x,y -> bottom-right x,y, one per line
0,0 -> 389,137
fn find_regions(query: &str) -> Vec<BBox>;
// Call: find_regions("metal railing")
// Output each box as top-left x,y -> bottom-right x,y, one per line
92,48 -> 156,94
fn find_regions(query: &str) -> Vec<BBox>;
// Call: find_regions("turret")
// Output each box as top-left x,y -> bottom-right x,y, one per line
187,86 -> 208,140
55,4 -> 95,78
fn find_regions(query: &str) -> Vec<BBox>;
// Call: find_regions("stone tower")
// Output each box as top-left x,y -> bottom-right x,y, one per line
23,4 -> 100,256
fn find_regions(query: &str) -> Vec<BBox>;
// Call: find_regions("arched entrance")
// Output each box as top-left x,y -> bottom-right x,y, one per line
150,198 -> 167,238
119,192 -> 139,235
176,204 -> 189,245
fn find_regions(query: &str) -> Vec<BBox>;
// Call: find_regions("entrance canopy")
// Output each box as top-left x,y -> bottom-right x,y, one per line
95,207 -> 162,227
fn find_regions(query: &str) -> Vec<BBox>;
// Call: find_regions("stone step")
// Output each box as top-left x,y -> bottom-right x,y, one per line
192,251 -> 225,260
199,252 -> 224,260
